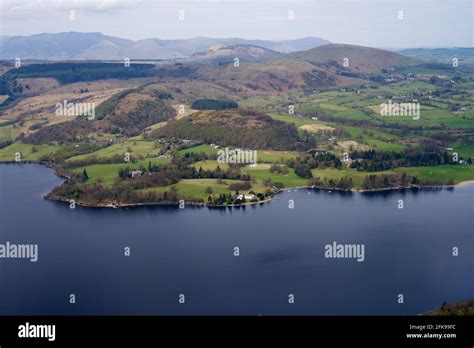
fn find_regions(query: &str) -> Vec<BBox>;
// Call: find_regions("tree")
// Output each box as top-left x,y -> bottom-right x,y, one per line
191,99 -> 238,110
82,169 -> 89,181
205,186 -> 213,194
294,164 -> 312,179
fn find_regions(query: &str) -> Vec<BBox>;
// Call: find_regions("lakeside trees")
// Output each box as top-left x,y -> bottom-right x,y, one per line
289,152 -> 343,179
350,149 -> 471,172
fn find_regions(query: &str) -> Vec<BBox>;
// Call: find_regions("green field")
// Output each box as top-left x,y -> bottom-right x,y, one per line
278,84 -> 474,132
309,165 -> 474,188
371,107 -> 474,129
0,126 -> 13,142
269,112 -> 405,151
191,160 -> 229,171
242,164 -> 308,188
311,167 -> 395,187
257,150 -> 300,163
452,144 -> 474,159
178,144 -> 217,155
393,164 -> 474,184
318,103 -> 371,120
72,157 -> 171,186
66,140 -> 159,162
269,113 -> 317,127
141,178 -> 267,200
181,145 -> 299,164
386,81 -> 437,94
341,126 -> 406,151
0,142 -> 60,162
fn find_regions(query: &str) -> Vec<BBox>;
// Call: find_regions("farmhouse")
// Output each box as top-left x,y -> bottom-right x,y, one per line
130,170 -> 143,178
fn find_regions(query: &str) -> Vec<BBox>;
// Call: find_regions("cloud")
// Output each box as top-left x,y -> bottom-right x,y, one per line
1,0 -> 142,18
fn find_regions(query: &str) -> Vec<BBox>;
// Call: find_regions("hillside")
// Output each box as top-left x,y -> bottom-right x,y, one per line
152,109 -> 306,150
197,57 -> 359,93
23,86 -> 176,144
96,87 -> 176,134
289,43 -> 422,74
193,43 -> 419,92
182,44 -> 282,64
0,32 -> 135,60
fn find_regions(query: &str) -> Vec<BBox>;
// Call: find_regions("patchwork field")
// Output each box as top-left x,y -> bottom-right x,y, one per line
66,140 -> 159,162
72,157 -> 171,186
0,142 -> 60,161
0,49 -> 473,206
393,165 -> 474,184
243,164 -> 308,188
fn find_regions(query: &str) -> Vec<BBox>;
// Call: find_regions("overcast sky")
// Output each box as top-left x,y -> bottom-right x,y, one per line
0,0 -> 472,48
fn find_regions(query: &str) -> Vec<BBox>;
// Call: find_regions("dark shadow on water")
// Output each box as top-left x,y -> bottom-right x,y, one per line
207,206 -> 228,216
360,188 -> 416,200
359,186 -> 450,200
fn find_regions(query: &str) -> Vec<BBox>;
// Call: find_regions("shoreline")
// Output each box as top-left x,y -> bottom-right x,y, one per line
44,193 -> 274,209
1,161 -> 473,209
43,180 -> 472,209
455,179 -> 474,187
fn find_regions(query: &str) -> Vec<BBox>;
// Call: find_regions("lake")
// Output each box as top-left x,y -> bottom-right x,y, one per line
0,163 -> 472,315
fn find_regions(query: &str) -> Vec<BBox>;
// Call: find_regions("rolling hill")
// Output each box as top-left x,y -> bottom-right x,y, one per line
181,44 -> 282,64
289,43 -> 422,73
23,85 -> 176,144
193,44 -> 423,92
152,109 -> 306,150
196,51 -> 364,93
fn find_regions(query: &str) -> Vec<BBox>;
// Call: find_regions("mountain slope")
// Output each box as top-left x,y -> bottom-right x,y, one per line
23,86 -> 176,144
152,109 -> 305,150
0,32 -> 134,60
193,43 -> 421,92
197,53 -> 362,93
181,44 -> 282,64
289,43 -> 422,73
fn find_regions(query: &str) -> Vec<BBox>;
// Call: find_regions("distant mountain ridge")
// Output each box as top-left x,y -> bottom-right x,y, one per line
0,32 -> 330,60
0,43 -> 424,96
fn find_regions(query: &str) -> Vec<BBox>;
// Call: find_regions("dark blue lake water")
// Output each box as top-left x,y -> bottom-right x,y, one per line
0,163 -> 472,315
